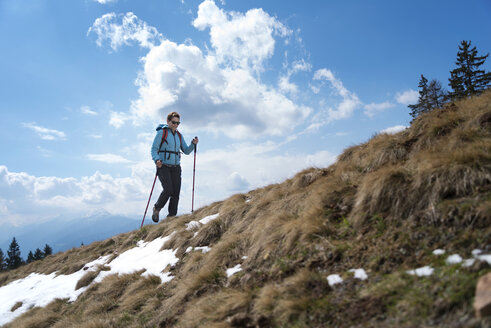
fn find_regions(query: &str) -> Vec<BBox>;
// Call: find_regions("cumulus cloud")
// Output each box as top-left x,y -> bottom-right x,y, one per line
0,165 -> 149,226
380,125 -> 408,134
396,89 -> 418,105
363,101 -> 395,117
22,122 -> 66,141
87,154 -> 132,164
0,138 -> 338,226
192,0 -> 291,71
87,12 -> 162,51
88,6 -> 311,138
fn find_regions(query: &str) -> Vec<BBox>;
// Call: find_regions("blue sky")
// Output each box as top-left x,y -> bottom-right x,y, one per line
1,0 -> 490,226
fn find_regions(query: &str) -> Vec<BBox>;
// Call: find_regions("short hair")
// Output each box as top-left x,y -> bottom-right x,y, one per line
167,111 -> 180,121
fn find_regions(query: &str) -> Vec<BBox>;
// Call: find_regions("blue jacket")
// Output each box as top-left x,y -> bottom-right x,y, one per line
151,124 -> 195,166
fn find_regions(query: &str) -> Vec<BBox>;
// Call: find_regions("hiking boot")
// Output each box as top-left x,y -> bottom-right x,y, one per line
152,206 -> 160,223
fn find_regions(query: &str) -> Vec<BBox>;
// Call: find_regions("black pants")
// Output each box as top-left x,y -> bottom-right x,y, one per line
155,165 -> 181,216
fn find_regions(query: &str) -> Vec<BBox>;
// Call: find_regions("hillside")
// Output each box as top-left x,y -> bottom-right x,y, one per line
1,91 -> 490,327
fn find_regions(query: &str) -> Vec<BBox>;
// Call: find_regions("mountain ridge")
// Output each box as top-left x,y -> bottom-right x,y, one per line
1,91 -> 490,327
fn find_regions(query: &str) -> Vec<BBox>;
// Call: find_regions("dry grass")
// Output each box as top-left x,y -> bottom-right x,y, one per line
4,91 -> 491,328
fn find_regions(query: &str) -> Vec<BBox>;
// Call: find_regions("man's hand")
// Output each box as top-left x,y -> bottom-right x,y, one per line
192,137 -> 199,145
156,160 -> 163,168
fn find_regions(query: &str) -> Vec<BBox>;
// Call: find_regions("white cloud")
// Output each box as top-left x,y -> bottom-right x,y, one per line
88,8 -> 311,138
310,69 -> 362,125
0,138 -> 338,226
22,122 -> 66,141
0,165 -> 149,226
87,12 -> 162,51
279,59 -> 311,95
396,89 -> 418,105
80,106 -> 98,116
109,111 -> 129,128
380,125 -> 408,134
93,0 -> 117,3
363,101 -> 395,117
279,75 -> 298,94
87,154 -> 132,164
192,0 -> 291,72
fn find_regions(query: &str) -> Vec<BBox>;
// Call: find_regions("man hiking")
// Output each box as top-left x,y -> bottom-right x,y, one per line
151,111 -> 198,222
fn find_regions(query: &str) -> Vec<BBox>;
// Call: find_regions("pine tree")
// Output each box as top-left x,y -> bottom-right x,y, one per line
6,237 -> 23,270
448,40 -> 491,100
0,248 -> 5,271
27,251 -> 35,264
34,248 -> 44,261
427,79 -> 447,110
43,244 -> 53,257
408,75 -> 447,119
409,75 -> 430,119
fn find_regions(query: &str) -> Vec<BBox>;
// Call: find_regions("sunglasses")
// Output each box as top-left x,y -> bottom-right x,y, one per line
170,121 -> 180,125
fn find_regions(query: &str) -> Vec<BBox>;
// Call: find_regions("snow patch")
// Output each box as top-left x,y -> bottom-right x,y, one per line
0,255 -> 110,326
226,264 -> 242,277
407,266 -> 434,277
327,274 -> 343,286
477,254 -> 491,264
186,220 -> 201,230
472,249 -> 483,256
199,213 -> 220,225
349,268 -> 368,280
185,246 -> 211,254
432,249 -> 445,255
446,254 -> 463,264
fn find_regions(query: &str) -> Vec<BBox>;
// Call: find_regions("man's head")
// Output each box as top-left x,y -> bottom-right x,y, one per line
167,112 -> 181,131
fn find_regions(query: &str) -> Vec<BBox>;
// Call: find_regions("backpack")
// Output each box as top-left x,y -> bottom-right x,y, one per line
157,126 -> 183,159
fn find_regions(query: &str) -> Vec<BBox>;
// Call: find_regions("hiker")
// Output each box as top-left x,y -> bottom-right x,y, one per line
151,111 -> 198,222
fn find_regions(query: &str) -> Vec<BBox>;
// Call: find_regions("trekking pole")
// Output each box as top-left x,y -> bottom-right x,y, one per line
140,172 -> 158,229
192,138 -> 197,213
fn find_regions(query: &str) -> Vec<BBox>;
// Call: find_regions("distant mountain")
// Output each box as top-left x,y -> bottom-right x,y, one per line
0,213 -> 143,256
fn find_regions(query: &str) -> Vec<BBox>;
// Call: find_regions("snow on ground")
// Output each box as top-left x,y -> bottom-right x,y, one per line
185,221 -> 201,230
94,235 -> 178,284
199,213 -> 220,225
446,254 -> 463,264
0,255 -> 110,326
349,268 -> 368,280
0,234 -> 179,325
407,266 -> 434,277
433,249 -> 445,255
327,274 -> 343,286
226,264 -> 242,277
472,249 -> 482,256
185,246 -> 211,254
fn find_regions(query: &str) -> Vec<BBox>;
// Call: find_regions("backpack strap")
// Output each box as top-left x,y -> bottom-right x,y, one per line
157,127 -> 183,160
157,127 -> 169,154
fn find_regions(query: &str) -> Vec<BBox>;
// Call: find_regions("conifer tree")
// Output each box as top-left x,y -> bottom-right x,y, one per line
0,248 -> 5,271
427,79 -> 447,110
6,237 -> 23,270
448,40 -> 491,100
408,75 -> 447,119
408,75 -> 430,118
43,244 -> 53,256
27,251 -> 35,264
34,248 -> 44,261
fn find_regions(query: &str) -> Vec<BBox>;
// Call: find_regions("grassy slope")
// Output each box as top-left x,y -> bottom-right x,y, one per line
1,91 -> 491,328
